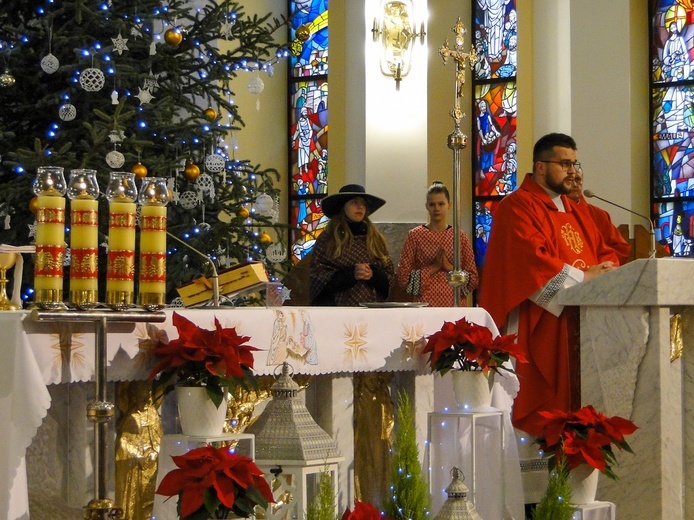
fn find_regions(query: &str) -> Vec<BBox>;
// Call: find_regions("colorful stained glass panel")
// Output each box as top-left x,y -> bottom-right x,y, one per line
651,85 -> 694,198
473,0 -> 517,81
653,199 -> 694,256
651,0 -> 694,84
290,79 -> 328,196
290,0 -> 329,78
290,198 -> 327,264
473,82 -> 517,196
473,199 -> 502,267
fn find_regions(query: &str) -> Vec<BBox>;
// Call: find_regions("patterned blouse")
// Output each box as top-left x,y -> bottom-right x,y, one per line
396,225 -> 479,307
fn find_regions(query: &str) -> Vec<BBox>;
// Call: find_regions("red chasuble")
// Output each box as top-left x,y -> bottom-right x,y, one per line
479,174 -> 619,437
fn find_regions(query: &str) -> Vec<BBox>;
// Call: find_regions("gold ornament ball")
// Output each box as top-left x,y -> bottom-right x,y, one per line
184,163 -> 201,180
164,28 -> 183,46
296,24 -> 311,42
131,163 -> 148,179
236,207 -> 250,219
29,196 -> 39,214
203,107 -> 217,121
259,232 -> 272,246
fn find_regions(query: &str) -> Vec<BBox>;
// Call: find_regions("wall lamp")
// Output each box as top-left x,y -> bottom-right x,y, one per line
371,0 -> 426,90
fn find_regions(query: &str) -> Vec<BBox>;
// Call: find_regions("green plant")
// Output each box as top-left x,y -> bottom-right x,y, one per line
305,468 -> 338,520
383,391 -> 430,520
532,456 -> 574,520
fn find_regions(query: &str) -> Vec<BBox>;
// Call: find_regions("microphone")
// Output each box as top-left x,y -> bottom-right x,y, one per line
583,189 -> 656,259
166,232 -> 220,307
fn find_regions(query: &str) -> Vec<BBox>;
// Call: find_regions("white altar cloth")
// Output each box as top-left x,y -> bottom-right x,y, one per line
5,306 -> 522,519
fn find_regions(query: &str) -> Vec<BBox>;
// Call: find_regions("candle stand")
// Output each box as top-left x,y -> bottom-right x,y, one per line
31,308 -> 166,520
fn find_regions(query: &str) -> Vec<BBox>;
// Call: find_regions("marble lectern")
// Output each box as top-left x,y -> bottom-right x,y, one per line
558,258 -> 694,520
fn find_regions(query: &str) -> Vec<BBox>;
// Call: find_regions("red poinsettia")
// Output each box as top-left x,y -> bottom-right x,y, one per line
156,445 -> 275,519
148,312 -> 260,406
536,404 -> 638,479
342,500 -> 387,520
422,317 -> 527,376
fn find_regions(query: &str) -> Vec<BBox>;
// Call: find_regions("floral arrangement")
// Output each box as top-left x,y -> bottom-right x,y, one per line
148,312 -> 260,407
536,404 -> 638,479
342,500 -> 388,520
422,317 -> 527,376
156,445 -> 274,519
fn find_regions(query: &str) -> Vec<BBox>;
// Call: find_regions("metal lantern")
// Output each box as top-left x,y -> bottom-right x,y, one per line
245,362 -> 343,520
433,467 -> 484,520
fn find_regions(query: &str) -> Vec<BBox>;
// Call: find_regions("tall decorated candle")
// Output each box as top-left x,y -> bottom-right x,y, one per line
32,166 -> 67,304
138,178 -> 170,307
105,172 -> 137,308
67,169 -> 100,307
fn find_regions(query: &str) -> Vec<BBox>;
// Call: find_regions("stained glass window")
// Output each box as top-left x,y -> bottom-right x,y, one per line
288,0 -> 329,264
472,0 -> 518,266
650,0 -> 694,256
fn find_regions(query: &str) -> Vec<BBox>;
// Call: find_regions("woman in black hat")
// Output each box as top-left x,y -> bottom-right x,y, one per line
309,184 -> 394,306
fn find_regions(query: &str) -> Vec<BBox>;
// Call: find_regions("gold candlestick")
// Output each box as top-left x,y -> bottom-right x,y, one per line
0,252 -> 19,310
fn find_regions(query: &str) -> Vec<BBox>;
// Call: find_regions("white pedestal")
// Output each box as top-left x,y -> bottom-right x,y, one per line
151,433 -> 255,520
572,500 -> 616,520
425,410 -> 504,520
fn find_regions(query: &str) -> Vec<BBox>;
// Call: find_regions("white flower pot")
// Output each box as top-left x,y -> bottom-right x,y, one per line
451,370 -> 493,410
176,386 -> 228,437
568,464 -> 599,505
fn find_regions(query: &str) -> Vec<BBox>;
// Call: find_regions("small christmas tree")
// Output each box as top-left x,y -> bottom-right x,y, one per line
384,391 -> 431,520
305,468 -> 337,520
0,0 -> 290,303
532,456 -> 574,520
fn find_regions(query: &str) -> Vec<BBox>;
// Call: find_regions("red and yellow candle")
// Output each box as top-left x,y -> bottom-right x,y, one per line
69,198 -> 99,305
138,204 -> 167,306
137,178 -> 170,306
106,201 -> 137,306
34,195 -> 66,303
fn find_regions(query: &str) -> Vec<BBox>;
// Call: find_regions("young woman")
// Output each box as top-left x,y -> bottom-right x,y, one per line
309,184 -> 394,306
397,181 -> 479,306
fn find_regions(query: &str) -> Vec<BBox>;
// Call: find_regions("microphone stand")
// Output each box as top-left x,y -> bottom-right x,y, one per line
583,190 -> 656,259
166,231 -> 220,307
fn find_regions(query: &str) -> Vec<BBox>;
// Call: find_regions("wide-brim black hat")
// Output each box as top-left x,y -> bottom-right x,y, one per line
321,184 -> 386,218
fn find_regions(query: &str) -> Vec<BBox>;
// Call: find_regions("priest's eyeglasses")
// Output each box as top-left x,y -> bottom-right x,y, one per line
540,160 -> 582,172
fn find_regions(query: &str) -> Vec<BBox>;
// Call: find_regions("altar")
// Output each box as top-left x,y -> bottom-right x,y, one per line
2,305 -> 523,520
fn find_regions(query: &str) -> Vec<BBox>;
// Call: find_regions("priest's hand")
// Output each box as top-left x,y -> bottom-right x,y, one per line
584,261 -> 616,282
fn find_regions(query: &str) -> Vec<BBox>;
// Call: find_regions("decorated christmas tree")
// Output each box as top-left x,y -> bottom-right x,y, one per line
0,0 -> 290,303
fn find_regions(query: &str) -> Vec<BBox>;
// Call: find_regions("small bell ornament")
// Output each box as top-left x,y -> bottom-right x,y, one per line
433,467 -> 483,520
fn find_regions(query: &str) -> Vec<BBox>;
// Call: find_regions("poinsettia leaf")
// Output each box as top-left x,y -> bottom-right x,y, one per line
245,485 -> 270,509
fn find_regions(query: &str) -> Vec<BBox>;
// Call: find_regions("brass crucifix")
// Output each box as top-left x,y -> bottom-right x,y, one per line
439,17 -> 477,131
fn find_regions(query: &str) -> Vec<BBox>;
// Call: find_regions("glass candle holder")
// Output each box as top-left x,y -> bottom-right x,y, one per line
67,169 -> 100,308
33,166 -> 67,305
105,172 -> 137,309
138,178 -> 170,308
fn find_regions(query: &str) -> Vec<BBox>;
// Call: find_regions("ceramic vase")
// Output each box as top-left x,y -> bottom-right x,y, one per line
451,370 -> 493,410
568,464 -> 599,505
176,386 -> 228,437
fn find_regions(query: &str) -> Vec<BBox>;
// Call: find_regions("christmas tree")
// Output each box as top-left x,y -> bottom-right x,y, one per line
0,0 -> 290,303
384,391 -> 431,520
